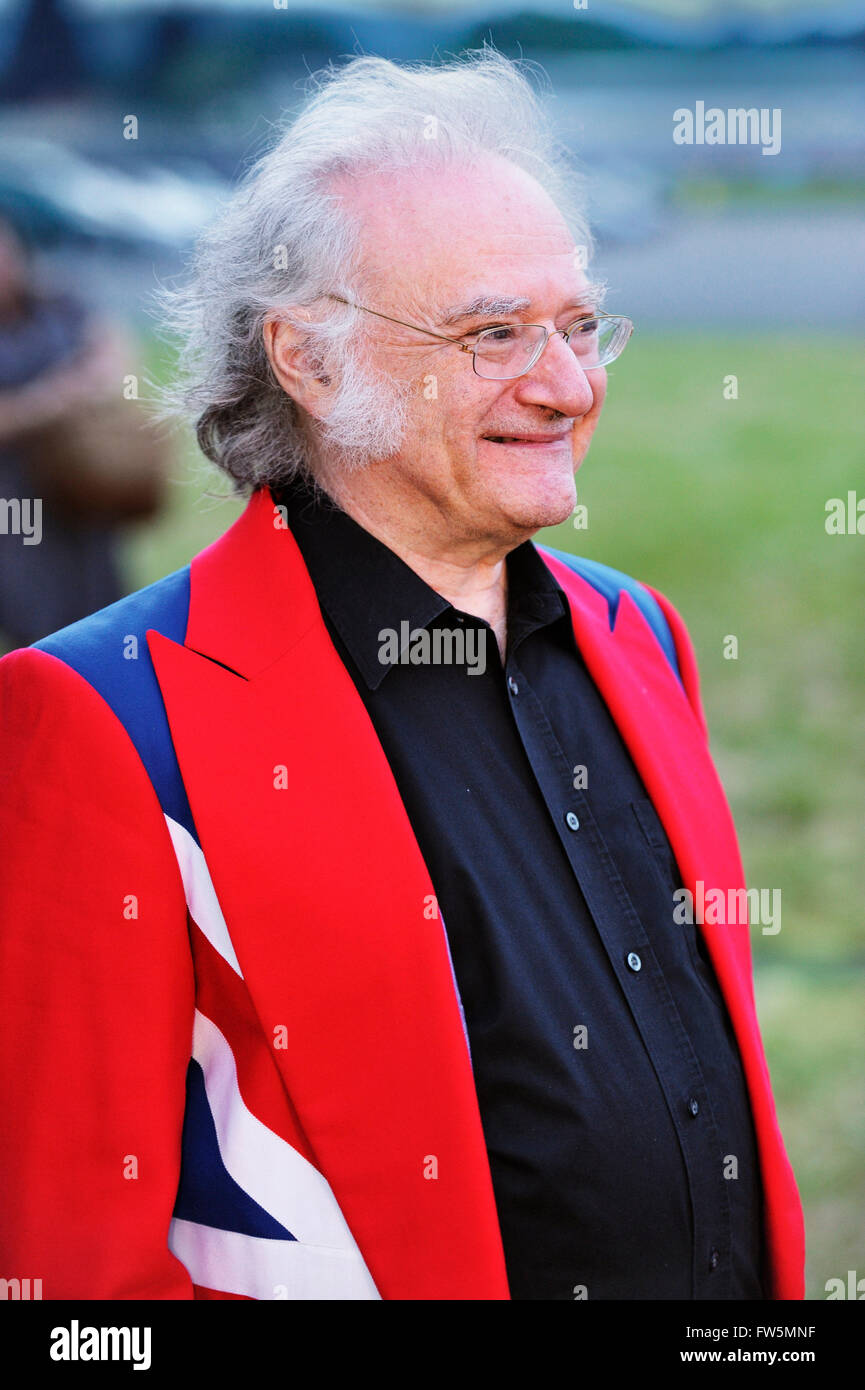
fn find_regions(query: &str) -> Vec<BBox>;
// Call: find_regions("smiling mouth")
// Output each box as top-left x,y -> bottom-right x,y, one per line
483,434 -> 572,445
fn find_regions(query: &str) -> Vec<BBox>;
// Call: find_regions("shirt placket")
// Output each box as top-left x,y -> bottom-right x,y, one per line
502,647 -> 734,1299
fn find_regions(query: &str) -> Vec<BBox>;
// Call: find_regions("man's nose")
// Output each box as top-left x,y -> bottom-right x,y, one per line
512,329 -> 599,416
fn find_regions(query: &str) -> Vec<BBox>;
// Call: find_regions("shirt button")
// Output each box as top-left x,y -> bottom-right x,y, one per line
565,811 -> 580,832
709,1248 -> 720,1271
688,1097 -> 700,1117
507,676 -> 519,696
626,951 -> 642,972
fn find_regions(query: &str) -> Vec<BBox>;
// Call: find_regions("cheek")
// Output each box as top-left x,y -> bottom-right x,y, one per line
399,372 -> 480,486
417,359 -> 468,426
437,376 -> 495,454
403,381 -> 449,454
587,369 -> 608,414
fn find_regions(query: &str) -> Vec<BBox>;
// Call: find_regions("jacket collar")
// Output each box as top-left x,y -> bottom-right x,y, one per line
182,486 -> 318,680
265,477 -> 570,691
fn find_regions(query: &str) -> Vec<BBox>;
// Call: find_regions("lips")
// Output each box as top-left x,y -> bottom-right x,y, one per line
483,433 -> 572,445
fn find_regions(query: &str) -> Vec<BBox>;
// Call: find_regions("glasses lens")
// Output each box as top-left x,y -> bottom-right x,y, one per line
567,315 -> 631,369
473,317 -> 632,379
473,324 -> 547,380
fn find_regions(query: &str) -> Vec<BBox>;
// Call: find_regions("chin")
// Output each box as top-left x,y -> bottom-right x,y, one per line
503,471 -> 578,534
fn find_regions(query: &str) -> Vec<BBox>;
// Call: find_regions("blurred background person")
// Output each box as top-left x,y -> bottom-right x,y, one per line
0,214 -> 167,649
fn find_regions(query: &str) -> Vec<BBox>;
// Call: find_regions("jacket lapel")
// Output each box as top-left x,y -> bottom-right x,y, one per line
148,488 -> 509,1300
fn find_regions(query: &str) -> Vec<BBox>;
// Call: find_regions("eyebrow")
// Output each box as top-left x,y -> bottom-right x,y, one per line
438,280 -> 608,329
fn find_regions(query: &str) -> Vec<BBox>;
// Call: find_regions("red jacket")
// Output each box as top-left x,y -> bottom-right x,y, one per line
0,486 -> 805,1299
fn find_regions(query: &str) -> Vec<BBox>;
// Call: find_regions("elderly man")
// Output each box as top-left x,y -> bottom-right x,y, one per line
0,52 -> 803,1301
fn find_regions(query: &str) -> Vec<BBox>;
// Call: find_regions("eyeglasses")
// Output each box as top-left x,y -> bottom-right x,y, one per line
326,293 -> 633,380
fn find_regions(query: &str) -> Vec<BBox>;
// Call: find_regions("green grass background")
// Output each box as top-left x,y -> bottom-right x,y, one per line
128,330 -> 864,1300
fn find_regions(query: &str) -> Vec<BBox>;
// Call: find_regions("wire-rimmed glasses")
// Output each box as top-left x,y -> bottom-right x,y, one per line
326,293 -> 633,380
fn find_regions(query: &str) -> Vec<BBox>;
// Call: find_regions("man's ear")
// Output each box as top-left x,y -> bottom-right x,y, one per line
263,311 -> 334,419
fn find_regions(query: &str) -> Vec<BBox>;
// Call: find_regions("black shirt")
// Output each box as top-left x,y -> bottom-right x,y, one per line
276,476 -> 765,1301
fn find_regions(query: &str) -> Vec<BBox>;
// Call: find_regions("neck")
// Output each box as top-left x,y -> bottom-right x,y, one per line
312,468 -> 513,663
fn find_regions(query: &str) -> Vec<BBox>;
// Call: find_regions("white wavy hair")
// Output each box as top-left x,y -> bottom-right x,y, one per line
159,48 -> 594,493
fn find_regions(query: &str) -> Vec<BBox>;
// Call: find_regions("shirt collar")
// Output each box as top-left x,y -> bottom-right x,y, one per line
274,475 -> 570,690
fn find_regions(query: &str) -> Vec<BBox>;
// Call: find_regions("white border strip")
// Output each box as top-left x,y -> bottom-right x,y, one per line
173,1009 -> 378,1298
169,1218 -> 378,1301
165,815 -> 243,977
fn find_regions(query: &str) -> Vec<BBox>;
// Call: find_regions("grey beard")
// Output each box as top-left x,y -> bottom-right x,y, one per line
317,351 -> 412,471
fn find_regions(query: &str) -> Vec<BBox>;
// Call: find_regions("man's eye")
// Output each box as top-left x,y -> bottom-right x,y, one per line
572,317 -> 598,335
477,325 -> 517,343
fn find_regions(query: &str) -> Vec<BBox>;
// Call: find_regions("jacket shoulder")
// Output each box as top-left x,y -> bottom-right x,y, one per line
27,567 -> 195,835
537,544 -> 682,684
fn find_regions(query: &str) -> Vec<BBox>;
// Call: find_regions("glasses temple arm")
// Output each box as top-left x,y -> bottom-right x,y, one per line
326,294 -> 474,350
